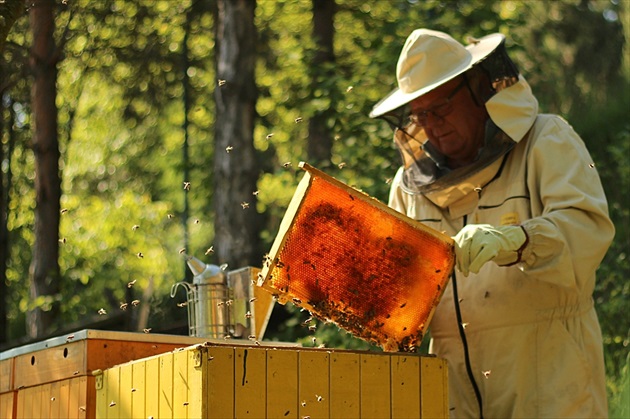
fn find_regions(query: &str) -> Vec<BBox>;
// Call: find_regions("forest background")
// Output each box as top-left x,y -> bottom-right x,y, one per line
1,0 -> 628,414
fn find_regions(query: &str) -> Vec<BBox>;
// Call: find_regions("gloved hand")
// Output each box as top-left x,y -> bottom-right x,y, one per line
453,224 -> 528,276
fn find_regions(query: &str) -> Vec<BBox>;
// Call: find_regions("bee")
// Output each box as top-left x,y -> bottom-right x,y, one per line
79,407 -> 86,412
132,225 -> 140,231
295,117 -> 303,123
131,300 -> 140,306
225,300 -> 233,306
59,238 -> 66,244
66,334 -> 75,341
484,291 -> 490,298
217,79 -> 226,86
302,317 -> 313,326
226,146 -> 234,153
194,219 -> 200,224
338,162 -> 346,169
217,301 -> 225,307
73,370 -> 80,375
249,297 -> 257,303
316,395 -> 323,402
136,252 -> 144,258
308,325 -> 316,332
98,308 -> 107,315
241,202 -> 250,209
589,163 -> 595,168
109,401 -> 116,407
399,302 -> 407,308
385,177 -> 393,185
127,279 -> 137,288
183,182 -> 191,191
205,246 -> 215,255
179,248 -> 186,254
60,208 -> 68,214
120,302 -> 128,311
282,161 -> 292,168
177,302 -> 188,307
248,335 -> 256,341
183,402 -> 189,406
292,297 -> 302,305
482,370 -> 491,379
51,397 -> 56,401
265,133 -> 274,140
311,337 -> 317,344
131,388 -> 137,392
346,86 -> 354,93
143,328 -> 152,333
245,311 -> 252,319
461,322 -> 469,329
167,214 -> 174,219
301,401 -> 307,407
252,190 -> 260,196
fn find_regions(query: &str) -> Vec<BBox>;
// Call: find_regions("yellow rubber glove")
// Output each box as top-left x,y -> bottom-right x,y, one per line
453,224 -> 528,276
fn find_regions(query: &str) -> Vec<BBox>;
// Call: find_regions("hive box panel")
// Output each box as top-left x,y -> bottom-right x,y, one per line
0,330 -> 211,419
96,342 -> 449,418
259,163 -> 455,351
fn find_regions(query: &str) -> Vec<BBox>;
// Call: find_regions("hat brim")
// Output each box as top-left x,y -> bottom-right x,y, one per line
370,33 -> 505,118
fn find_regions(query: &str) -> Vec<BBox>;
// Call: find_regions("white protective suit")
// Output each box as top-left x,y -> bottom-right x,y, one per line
388,77 -> 615,418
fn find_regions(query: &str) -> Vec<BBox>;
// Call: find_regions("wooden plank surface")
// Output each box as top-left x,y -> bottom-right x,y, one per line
420,356 -> 448,418
131,360 -> 146,418
206,346 -> 234,419
0,357 -> 12,393
234,347 -> 266,418
330,351 -> 360,419
298,350 -> 330,418
173,349 -> 190,419
391,354 -> 421,418
360,352 -> 391,418
0,391 -> 14,419
158,352 -> 174,418
144,357 -> 159,419
13,341 -> 86,389
266,349 -> 298,418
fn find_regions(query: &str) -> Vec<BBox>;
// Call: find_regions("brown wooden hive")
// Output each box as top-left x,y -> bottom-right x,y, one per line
258,163 -> 455,352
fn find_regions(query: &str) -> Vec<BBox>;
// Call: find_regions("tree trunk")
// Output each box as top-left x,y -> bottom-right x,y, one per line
307,0 -> 336,165
213,0 -> 261,268
27,0 -> 61,338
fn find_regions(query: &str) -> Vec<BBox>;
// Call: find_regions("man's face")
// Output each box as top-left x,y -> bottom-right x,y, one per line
409,76 -> 488,169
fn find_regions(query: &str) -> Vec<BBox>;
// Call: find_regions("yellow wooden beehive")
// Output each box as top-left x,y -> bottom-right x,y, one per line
0,330 -> 211,419
95,342 -> 448,418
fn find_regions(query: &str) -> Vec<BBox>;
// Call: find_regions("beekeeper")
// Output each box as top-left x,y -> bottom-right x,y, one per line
370,29 -> 614,418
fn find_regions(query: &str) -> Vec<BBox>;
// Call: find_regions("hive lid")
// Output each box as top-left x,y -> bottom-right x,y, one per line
258,163 -> 455,352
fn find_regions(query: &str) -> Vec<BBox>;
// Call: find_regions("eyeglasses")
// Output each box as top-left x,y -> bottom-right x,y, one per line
408,78 -> 466,127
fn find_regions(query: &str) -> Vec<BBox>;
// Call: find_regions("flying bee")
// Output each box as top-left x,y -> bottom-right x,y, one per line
60,208 -> 68,214
79,407 -> 86,412
217,79 -> 226,86
385,177 -> 393,185
346,86 -> 353,93
59,238 -> 66,244
205,246 -> 214,255
226,146 -> 234,153
183,181 -> 191,191
482,370 -> 491,379
462,322 -> 469,329
120,302 -> 128,311
589,163 -> 595,168
338,162 -> 346,169
131,300 -> 140,306
292,297 -> 302,305
179,248 -> 186,254
241,202 -> 250,209
308,325 -> 316,332
66,334 -> 75,341
177,302 -> 188,307
136,252 -> 144,258
217,301 -> 224,307
127,279 -> 137,288
132,225 -> 140,231
225,300 -> 233,306
249,297 -> 257,303
194,219 -> 200,224
245,311 -> 252,319
295,117 -> 303,123
109,401 -> 116,407
50,397 -> 55,401
131,388 -> 136,392
282,161 -> 292,168
73,370 -> 80,375
301,401 -> 307,407
248,335 -> 256,341
98,308 -> 107,315
265,133 -> 274,140
316,395 -> 323,402
252,190 -> 260,196
143,328 -> 152,333
167,214 -> 174,219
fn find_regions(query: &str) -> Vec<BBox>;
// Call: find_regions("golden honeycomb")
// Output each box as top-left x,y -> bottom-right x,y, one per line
259,163 -> 454,352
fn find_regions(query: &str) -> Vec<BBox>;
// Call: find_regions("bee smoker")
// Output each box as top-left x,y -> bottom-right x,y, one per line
170,255 -> 232,339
